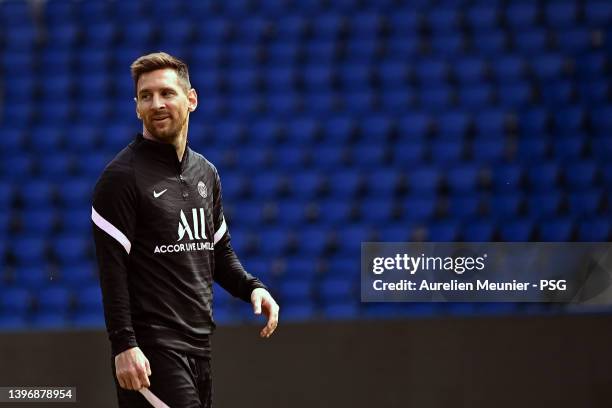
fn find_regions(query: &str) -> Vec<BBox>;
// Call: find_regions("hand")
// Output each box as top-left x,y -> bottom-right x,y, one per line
251,288 -> 280,338
115,347 -> 152,390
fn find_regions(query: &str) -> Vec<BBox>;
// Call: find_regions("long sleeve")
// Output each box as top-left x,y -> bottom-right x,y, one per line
211,169 -> 267,302
91,164 -> 139,356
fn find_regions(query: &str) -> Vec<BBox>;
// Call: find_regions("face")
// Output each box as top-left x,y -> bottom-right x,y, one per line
135,68 -> 197,142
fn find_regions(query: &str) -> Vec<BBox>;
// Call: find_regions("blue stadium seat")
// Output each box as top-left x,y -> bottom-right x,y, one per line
557,28 -> 592,52
498,80 -> 532,107
499,218 -> 534,241
506,3 -> 539,28
0,127 -> 26,154
408,167 -> 441,194
519,108 -> 550,135
378,225 -> 411,242
2,155 -> 34,178
553,136 -> 585,160
12,266 -> 51,289
296,228 -> 331,256
278,278 -> 314,304
578,218 -> 610,241
71,311 -> 104,328
398,113 -> 431,139
436,111 -> 471,138
474,109 -> 507,136
428,8 -> 461,33
257,229 -> 290,256
471,29 -> 507,55
17,209 -> 57,235
20,181 -> 55,209
401,196 -> 436,221
471,139 -> 506,163
29,124 -> 64,153
46,22 -> 80,48
281,257 -> 319,279
427,220 -> 460,241
446,165 -> 481,193
83,21 -> 117,47
530,54 -> 565,81
318,199 -> 354,224
322,301 -> 359,320
584,1 -> 612,26
1,287 -> 31,315
1,0 -> 33,25
0,314 -> 28,329
431,34 -> 465,57
37,286 -> 72,313
53,234 -> 91,266
517,138 -> 550,162
447,195 -> 483,219
564,161 -> 599,189
359,115 -> 393,142
360,199 -> 394,223
459,84 -> 493,108
328,171 -> 364,197
515,28 -> 550,55
527,162 -> 560,190
4,25 -> 36,51
490,193 -> 524,218
528,191 -> 562,220
544,1 -> 577,27
279,302 -> 316,322
465,4 -> 499,30
491,55 -> 526,81
568,190 -> 602,216
38,153 -> 75,181
11,238 -> 47,267
319,277 -> 355,303
74,284 -> 103,314
60,263 -> 97,288
31,311 -> 70,329
0,180 -> 15,213
538,218 -> 574,241
462,219 -> 496,241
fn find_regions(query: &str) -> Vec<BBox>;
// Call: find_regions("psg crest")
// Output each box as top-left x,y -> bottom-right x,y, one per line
198,181 -> 207,198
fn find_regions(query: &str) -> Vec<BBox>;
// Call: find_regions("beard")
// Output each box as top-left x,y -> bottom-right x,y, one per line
143,111 -> 188,142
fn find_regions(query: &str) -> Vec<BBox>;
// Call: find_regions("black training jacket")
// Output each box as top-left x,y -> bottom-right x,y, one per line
91,134 -> 266,357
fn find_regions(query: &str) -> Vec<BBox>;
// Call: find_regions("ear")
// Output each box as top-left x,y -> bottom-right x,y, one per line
134,97 -> 141,119
187,88 -> 198,112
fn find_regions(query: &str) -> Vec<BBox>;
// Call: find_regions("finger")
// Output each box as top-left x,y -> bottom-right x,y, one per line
117,373 -> 126,390
145,359 -> 152,376
124,374 -> 135,391
131,373 -> 142,391
252,295 -> 262,315
139,367 -> 151,388
261,310 -> 279,337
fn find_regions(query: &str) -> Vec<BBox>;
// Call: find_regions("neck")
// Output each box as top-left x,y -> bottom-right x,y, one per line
142,126 -> 188,161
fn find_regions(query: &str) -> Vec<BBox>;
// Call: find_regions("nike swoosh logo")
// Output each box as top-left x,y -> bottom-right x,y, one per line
153,189 -> 168,198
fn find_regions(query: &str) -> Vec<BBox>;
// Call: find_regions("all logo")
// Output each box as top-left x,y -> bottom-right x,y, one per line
178,208 -> 207,241
198,181 -> 207,198
154,207 -> 214,254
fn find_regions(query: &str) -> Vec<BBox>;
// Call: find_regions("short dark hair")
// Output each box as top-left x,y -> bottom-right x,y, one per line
130,52 -> 191,96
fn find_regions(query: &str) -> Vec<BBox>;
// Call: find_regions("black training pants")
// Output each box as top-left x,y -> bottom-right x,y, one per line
111,345 -> 212,408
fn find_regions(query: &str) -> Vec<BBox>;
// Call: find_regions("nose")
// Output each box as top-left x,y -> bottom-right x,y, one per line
152,93 -> 165,109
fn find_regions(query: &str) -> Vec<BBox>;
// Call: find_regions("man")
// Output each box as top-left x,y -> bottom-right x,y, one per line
91,52 -> 279,408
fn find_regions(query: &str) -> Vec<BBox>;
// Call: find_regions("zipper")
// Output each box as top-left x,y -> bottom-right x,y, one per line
178,173 -> 189,200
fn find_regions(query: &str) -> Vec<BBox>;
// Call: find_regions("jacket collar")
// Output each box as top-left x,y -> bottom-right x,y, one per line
133,133 -> 190,172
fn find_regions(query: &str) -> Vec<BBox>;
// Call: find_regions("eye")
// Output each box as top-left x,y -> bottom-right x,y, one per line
139,93 -> 151,101
162,90 -> 176,97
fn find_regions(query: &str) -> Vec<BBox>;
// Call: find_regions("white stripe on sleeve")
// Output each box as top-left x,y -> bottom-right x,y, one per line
91,206 -> 132,254
213,217 -> 227,244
